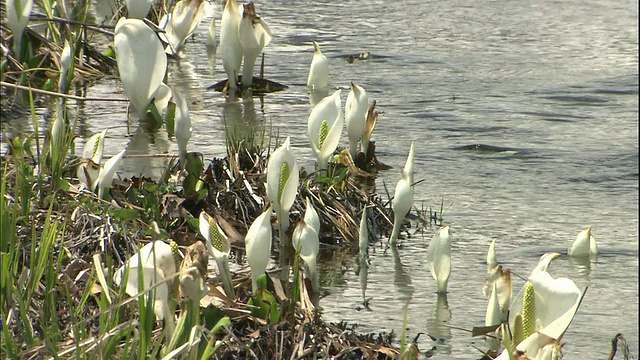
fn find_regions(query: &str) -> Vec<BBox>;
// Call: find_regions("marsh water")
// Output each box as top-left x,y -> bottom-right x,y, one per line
2,0 -> 639,358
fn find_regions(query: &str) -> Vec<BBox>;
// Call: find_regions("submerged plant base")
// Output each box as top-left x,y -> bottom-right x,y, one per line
208,76 -> 289,94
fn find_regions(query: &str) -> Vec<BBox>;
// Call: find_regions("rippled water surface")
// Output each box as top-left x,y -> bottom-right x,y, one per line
3,0 -> 638,358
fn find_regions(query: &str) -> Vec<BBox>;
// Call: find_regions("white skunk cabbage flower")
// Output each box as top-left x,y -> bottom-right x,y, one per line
113,241 -> 180,336
483,265 -> 512,321
245,206 -> 273,293
292,201 -> 320,293
531,252 -> 561,276
568,226 -> 598,257
94,149 -> 126,199
160,0 -> 206,55
199,211 -> 235,299
496,332 -> 564,360
125,0 -> 153,19
266,137 -> 299,279
304,197 -> 320,235
426,225 -> 452,294
6,0 -> 33,60
83,129 -> 107,164
484,281 -> 503,351
172,89 -> 192,171
487,239 -> 498,271
153,83 -> 172,114
345,82 -> 369,160
308,89 -> 343,171
50,109 -> 65,159
484,239 -> 512,320
219,0 -> 243,89
266,136 -> 299,231
239,2 -> 272,87
114,17 -> 168,120
485,283 -> 501,327
59,40 -> 73,93
307,41 -> 328,90
497,271 -> 585,359
389,141 -> 415,246
77,129 -> 107,190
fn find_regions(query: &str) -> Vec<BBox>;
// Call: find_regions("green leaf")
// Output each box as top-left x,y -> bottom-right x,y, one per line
165,102 -> 176,137
146,102 -> 164,127
185,152 -> 203,177
109,208 -> 140,221
202,305 -> 226,331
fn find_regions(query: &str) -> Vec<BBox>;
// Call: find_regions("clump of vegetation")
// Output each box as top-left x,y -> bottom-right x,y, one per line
0,93 -> 434,358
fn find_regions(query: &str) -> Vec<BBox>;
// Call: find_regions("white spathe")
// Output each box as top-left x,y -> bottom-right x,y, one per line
266,137 -> 299,219
162,0 -> 206,55
487,239 -> 498,271
199,211 -> 235,299
125,0 -> 153,19
509,271 -> 584,342
495,332 -> 562,360
426,225 -> 452,293
172,89 -> 192,171
389,141 -> 415,246
485,282 -> 501,327
265,137 -> 299,280
307,41 -> 329,90
219,0 -> 243,89
114,17 -> 167,119
345,82 -> 369,160
304,197 -> 320,235
308,89 -> 343,171
153,83 -> 172,114
239,2 -> 272,87
568,226 -> 598,257
77,129 -> 107,190
94,149 -> 126,199
292,206 -> 320,293
83,129 -> 107,163
6,0 -> 33,59
530,252 -> 561,276
498,271 -> 585,359
59,40 -> 73,93
483,265 -> 512,321
113,241 -> 178,334
245,206 -> 273,293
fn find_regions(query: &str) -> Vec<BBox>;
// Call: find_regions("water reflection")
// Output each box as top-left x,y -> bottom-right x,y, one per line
356,253 -> 370,308
92,0 -> 118,25
391,245 -> 414,303
426,293 -> 452,354
168,61 -> 208,112
222,91 -> 267,154
568,255 -> 596,278
123,124 -> 171,181
206,19 -> 217,77
309,88 -> 329,107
